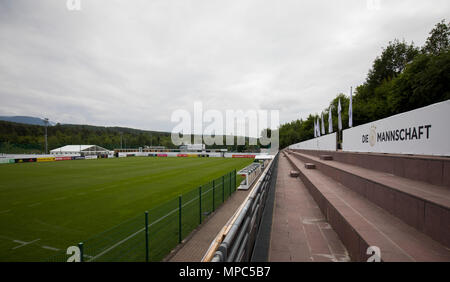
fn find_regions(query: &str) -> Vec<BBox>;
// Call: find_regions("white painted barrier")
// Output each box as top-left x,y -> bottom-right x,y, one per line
84,155 -> 98,160
342,100 -> 450,156
289,132 -> 337,151
0,154 -> 65,159
117,152 -> 266,158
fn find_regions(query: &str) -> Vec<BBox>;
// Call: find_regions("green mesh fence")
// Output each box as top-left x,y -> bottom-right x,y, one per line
46,170 -> 237,262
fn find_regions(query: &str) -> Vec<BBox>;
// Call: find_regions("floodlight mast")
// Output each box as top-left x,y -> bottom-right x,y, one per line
44,118 -> 49,154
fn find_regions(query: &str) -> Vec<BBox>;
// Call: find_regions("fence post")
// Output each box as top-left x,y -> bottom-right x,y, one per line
222,175 -> 225,203
229,171 -> 232,196
234,169 -> 236,191
78,242 -> 84,262
212,180 -> 215,212
178,195 -> 182,244
199,186 -> 202,224
145,211 -> 149,262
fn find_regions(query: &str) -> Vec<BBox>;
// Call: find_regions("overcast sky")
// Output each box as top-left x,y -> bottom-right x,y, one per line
0,0 -> 449,134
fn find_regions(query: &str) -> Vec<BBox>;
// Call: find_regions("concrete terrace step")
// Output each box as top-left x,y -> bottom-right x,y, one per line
290,151 -> 450,248
269,155 -> 350,262
292,149 -> 450,188
284,152 -> 450,262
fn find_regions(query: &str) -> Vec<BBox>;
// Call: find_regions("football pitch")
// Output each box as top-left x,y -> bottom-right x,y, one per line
0,157 -> 253,262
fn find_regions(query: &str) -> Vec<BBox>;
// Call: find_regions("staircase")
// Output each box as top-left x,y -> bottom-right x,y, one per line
283,149 -> 450,262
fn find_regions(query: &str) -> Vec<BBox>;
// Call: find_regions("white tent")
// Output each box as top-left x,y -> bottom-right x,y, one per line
50,145 -> 111,156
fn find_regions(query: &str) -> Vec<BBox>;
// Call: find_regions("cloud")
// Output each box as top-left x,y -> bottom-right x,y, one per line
0,0 -> 449,134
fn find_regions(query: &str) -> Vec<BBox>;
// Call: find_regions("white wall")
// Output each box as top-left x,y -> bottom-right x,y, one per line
342,100 -> 450,156
117,152 -> 266,158
84,155 -> 98,160
118,152 -> 224,158
0,154 -> 62,159
289,132 -> 337,151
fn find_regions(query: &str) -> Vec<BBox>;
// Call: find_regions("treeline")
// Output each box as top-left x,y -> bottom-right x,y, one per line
0,122 -> 174,153
0,121 -> 262,154
279,20 -> 450,149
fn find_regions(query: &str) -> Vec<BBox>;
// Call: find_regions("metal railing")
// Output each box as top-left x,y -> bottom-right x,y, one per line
205,153 -> 278,262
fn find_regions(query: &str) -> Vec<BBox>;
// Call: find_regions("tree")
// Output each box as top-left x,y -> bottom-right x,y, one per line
388,51 -> 450,114
353,40 -> 419,124
366,39 -> 419,91
422,20 -> 450,56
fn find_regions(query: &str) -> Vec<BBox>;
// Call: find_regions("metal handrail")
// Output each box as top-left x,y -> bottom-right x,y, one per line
203,153 -> 278,262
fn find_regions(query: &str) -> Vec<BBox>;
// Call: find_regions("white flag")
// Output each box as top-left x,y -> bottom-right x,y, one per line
314,118 -> 317,138
321,113 -> 325,135
317,118 -> 320,137
316,118 -> 321,137
349,88 -> 353,128
328,106 -> 333,133
338,98 -> 342,131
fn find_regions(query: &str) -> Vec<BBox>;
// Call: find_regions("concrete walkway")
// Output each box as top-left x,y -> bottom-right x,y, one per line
167,188 -> 251,262
268,154 -> 350,262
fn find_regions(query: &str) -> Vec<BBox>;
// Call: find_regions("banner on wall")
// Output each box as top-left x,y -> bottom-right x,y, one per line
36,157 -> 55,162
55,156 -> 72,161
14,158 -> 37,163
232,155 -> 256,158
342,100 -> 450,156
85,155 -> 98,160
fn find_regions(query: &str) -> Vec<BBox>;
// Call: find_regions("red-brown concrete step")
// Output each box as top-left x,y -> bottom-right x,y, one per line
292,149 -> 450,188
270,153 -> 350,262
290,151 -> 450,248
304,163 -> 316,169
284,153 -> 450,262
319,155 -> 333,161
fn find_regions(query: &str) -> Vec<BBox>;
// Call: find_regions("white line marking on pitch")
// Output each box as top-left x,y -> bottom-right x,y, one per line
28,202 -> 42,207
0,209 -> 11,214
42,245 -> 60,252
12,238 -> 41,250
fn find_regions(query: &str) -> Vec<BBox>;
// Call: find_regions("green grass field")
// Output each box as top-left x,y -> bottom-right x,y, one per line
0,157 -> 252,262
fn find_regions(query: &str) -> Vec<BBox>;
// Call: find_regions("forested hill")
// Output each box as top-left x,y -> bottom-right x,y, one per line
0,121 -> 175,153
279,20 -> 450,149
0,121 -> 262,154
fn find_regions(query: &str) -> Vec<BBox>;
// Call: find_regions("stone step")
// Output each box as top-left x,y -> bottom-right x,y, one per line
291,149 -> 450,188
290,151 -> 450,248
284,152 -> 450,262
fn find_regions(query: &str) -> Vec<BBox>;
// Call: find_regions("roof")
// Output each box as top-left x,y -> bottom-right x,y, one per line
50,145 -> 110,152
255,155 -> 274,160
